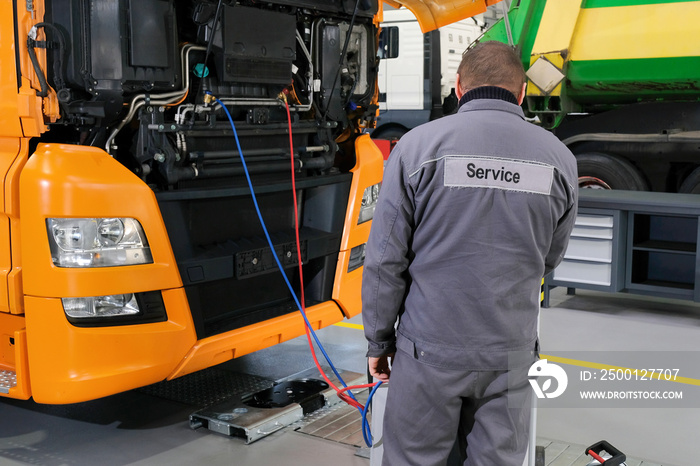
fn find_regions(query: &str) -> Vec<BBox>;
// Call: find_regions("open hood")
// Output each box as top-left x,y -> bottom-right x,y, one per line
383,0 -> 505,32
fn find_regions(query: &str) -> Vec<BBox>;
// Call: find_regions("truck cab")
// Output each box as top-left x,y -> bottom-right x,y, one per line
0,0 -> 500,404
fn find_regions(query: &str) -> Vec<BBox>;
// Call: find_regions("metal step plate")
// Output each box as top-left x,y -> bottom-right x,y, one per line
190,367 -> 365,444
293,389 -> 370,448
0,370 -> 17,394
139,367 -> 274,408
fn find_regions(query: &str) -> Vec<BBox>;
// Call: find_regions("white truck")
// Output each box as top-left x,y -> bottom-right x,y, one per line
373,7 -> 499,140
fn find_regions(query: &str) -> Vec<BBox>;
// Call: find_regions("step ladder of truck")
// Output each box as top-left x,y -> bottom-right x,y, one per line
0,370 -> 17,394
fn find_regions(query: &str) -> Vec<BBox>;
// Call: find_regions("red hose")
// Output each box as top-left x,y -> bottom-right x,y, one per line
588,449 -> 606,464
283,94 -> 376,411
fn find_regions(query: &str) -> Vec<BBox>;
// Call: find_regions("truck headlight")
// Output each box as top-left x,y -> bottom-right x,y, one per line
63,294 -> 140,318
358,183 -> 381,224
61,291 -> 167,327
47,218 -> 153,267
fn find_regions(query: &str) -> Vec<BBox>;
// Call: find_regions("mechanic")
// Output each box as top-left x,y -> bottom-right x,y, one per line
361,41 -> 578,466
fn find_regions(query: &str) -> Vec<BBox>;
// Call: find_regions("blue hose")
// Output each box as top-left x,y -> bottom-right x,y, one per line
210,93 -> 384,446
362,380 -> 383,447
210,93 -> 355,394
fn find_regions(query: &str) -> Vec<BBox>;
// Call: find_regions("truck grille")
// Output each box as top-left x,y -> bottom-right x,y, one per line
157,173 -> 352,339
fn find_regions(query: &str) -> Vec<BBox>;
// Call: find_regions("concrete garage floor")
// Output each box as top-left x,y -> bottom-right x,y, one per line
1,287 -> 699,465
537,289 -> 700,466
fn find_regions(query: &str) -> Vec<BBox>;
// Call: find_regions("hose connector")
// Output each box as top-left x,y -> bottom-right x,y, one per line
203,91 -> 215,105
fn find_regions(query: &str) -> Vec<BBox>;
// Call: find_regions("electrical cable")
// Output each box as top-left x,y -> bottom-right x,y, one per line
27,22 -> 67,97
208,89 -> 382,447
322,0 -> 363,119
195,0 -> 225,109
26,37 -> 49,97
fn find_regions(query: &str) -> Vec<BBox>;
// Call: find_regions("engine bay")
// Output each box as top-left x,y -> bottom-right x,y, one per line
37,0 -> 379,190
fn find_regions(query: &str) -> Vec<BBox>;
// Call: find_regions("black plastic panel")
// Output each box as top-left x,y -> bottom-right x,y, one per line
157,173 -> 352,339
216,6 -> 296,85
46,0 -> 180,93
129,0 -> 172,68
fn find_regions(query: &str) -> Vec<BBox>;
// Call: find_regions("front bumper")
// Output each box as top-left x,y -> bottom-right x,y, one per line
14,137 -> 382,403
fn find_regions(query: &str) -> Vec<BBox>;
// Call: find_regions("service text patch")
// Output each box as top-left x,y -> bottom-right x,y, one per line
444,156 -> 553,194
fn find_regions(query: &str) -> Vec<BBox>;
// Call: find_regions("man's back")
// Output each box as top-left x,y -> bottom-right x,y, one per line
362,41 -> 579,466
365,92 -> 577,370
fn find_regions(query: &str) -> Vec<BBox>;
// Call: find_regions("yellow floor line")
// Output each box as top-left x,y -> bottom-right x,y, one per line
542,354 -> 700,387
332,322 -> 700,387
333,321 -> 365,330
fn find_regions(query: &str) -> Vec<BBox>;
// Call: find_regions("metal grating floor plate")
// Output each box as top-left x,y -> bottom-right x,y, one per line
293,389 -> 370,448
139,367 -> 273,408
0,370 -> 17,394
188,367 -> 366,444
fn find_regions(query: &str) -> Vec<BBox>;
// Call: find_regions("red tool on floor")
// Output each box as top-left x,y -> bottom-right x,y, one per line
585,440 -> 627,466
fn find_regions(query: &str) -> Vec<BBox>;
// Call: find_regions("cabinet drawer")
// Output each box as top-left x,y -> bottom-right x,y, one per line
564,237 -> 612,262
570,224 -> 613,240
571,214 -> 614,240
552,260 -> 612,286
576,214 -> 614,228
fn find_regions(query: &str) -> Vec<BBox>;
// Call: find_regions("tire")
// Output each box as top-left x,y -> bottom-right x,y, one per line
371,126 -> 408,141
576,152 -> 649,190
679,166 -> 700,194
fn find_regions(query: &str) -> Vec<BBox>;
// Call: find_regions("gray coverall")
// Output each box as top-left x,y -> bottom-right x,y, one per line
362,87 -> 578,466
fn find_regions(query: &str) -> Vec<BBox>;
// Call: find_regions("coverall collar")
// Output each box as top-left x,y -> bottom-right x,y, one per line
457,90 -> 525,120
457,87 -> 526,120
458,85 -> 519,107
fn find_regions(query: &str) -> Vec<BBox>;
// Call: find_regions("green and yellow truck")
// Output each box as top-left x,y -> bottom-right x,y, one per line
483,0 -> 700,193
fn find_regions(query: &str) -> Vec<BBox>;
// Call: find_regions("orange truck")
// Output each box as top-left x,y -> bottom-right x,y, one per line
0,0 -> 494,403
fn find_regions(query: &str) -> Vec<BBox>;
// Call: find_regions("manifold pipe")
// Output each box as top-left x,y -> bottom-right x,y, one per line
301,153 -> 335,170
105,44 -> 207,153
172,159 -> 303,182
190,145 -> 329,160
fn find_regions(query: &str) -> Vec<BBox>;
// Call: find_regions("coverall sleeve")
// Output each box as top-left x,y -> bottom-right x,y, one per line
362,146 -> 415,358
544,180 -> 578,275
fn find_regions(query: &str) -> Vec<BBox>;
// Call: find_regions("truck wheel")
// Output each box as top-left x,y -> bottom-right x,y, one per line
576,152 -> 649,190
371,126 -> 407,141
679,166 -> 700,194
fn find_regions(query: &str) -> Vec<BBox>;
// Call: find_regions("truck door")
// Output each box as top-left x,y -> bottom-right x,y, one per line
379,15 -> 424,112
